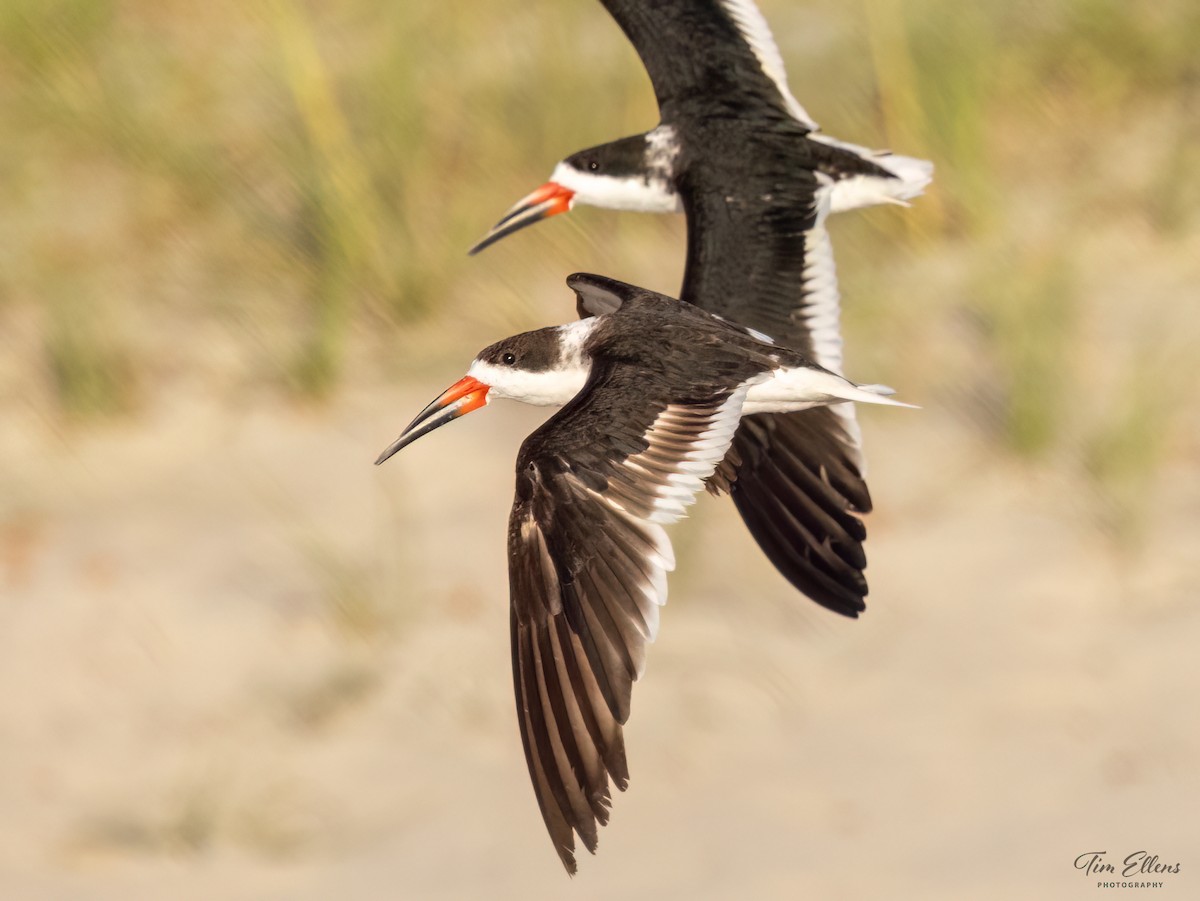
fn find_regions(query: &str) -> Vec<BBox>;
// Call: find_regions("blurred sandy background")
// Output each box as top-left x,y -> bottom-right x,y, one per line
2,0 -> 1198,898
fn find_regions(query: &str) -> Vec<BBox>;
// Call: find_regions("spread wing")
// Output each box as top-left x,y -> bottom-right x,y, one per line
683,170 -> 872,616
508,362 -> 750,872
599,0 -> 818,127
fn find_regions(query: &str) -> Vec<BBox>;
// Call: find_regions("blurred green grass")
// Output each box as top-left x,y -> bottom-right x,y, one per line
1,0 -> 1198,531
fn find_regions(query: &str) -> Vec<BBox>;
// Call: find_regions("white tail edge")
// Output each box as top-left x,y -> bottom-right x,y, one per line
849,383 -> 920,409
810,133 -> 934,213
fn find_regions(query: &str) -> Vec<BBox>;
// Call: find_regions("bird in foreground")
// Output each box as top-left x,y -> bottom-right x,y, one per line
375,273 -> 914,873
468,0 -> 932,618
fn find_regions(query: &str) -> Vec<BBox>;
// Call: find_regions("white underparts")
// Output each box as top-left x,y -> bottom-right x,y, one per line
742,366 -> 912,415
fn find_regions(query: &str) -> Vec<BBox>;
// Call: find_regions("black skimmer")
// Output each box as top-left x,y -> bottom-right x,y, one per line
469,0 -> 932,255
376,274 -> 912,872
466,0 -> 931,618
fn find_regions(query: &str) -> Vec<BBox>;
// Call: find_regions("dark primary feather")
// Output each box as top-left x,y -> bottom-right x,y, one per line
599,0 -> 803,121
678,129 -> 874,616
727,410 -> 870,615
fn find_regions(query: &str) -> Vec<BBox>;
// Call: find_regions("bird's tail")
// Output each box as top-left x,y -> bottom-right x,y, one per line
757,366 -> 919,411
809,133 -> 933,213
833,381 -> 919,409
848,383 -> 919,408
868,151 -> 934,202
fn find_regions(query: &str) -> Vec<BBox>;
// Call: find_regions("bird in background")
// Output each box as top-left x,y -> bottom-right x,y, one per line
376,274 -> 915,873
469,0 -> 932,618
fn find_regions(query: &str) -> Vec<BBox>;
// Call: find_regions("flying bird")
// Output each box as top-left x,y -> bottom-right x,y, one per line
376,274 -> 913,872
468,0 -> 932,618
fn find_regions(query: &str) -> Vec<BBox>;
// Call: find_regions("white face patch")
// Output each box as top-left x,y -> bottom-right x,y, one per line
467,358 -> 589,407
467,323 -> 594,410
550,161 -> 681,214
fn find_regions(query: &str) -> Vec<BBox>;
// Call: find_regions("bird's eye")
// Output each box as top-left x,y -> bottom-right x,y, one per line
588,160 -> 599,172
501,352 -> 516,365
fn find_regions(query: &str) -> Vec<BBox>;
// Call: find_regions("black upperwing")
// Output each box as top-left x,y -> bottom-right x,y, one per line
599,0 -> 818,126
681,159 -> 874,616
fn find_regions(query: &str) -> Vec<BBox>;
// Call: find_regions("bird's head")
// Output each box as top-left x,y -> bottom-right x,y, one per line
467,129 -> 680,255
374,323 -> 594,464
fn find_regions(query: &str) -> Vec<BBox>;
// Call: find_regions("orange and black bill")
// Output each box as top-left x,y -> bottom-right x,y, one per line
375,375 -> 490,465
467,182 -> 575,255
